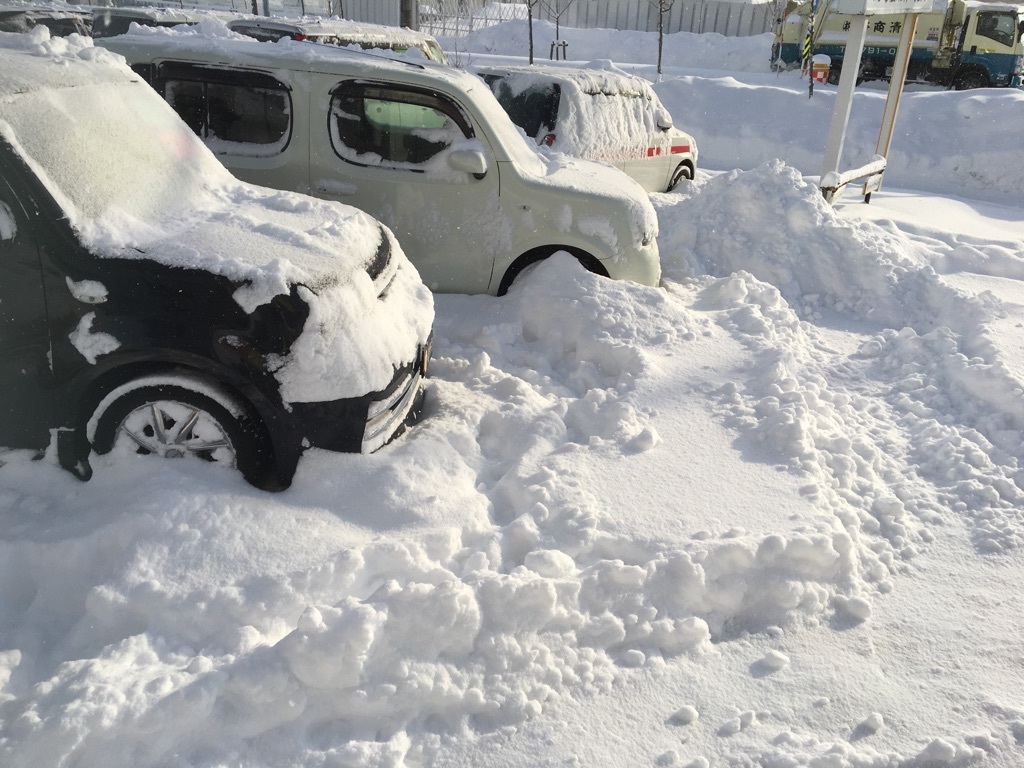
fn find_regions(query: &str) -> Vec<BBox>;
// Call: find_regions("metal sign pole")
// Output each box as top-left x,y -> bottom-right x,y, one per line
820,13 -> 869,197
864,12 -> 919,200
817,0 -> 932,203
806,0 -> 819,98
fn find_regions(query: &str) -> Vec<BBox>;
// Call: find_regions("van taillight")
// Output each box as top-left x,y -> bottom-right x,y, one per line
292,33 -> 307,41
540,133 -> 556,147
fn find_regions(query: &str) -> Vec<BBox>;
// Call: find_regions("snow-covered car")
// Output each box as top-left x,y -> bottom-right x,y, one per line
90,7 -> 235,38
0,6 -> 92,36
225,16 -> 449,64
97,27 -> 661,295
0,30 -> 433,490
474,64 -> 698,193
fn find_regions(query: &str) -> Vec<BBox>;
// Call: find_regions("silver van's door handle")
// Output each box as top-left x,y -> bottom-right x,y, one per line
315,180 -> 357,197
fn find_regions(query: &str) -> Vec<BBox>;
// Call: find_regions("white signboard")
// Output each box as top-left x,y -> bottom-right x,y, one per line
830,0 -> 933,14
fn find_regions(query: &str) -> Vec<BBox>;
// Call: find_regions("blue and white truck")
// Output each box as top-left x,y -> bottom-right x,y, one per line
776,0 -> 1024,89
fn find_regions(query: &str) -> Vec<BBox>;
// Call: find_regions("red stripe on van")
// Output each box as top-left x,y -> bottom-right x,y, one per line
647,145 -> 691,157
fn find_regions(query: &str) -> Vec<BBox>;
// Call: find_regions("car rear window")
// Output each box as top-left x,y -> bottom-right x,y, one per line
488,78 -> 561,140
150,63 -> 292,157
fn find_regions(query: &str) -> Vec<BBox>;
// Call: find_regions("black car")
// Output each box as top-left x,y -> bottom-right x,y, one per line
0,34 -> 434,490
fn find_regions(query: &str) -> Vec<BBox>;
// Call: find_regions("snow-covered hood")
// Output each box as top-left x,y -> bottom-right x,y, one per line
108,181 -> 393,313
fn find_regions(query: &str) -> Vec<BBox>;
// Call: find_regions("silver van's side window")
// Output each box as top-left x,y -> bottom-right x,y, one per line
329,82 -> 473,171
152,64 -> 292,158
0,200 -> 15,243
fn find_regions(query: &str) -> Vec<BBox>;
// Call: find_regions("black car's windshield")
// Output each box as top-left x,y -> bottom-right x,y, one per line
2,78 -> 230,246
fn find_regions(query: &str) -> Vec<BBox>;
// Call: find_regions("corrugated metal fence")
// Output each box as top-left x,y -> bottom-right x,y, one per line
546,0 -> 773,36
416,1 -> 776,38
135,0 -> 777,37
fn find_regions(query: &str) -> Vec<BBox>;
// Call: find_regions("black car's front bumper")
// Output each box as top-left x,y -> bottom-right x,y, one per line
291,337 -> 431,455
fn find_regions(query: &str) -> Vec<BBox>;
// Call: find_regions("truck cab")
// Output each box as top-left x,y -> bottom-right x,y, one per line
935,1 -> 1024,88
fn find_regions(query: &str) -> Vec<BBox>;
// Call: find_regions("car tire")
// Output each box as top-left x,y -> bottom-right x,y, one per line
954,69 -> 989,90
89,379 -> 281,490
667,162 -> 693,191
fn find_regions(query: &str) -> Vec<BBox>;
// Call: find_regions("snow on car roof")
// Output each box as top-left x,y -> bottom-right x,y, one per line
99,19 -> 463,85
0,25 -> 132,95
225,14 -> 442,47
473,61 -> 657,98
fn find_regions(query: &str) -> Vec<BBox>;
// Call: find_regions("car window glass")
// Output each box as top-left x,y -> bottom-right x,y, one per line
165,80 -> 205,136
0,199 -> 15,243
514,85 -> 560,138
230,24 -> 287,42
160,73 -> 291,157
330,83 -> 472,170
424,41 -> 447,63
208,83 -> 290,147
3,78 -> 228,248
976,12 -> 1016,46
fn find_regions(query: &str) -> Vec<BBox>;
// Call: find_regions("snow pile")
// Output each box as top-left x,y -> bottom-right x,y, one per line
3,20 -> 1024,768
447,20 -> 771,73
652,75 -> 1024,202
5,162 -> 1024,765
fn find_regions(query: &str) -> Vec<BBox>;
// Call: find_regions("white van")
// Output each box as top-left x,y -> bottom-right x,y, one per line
98,27 -> 661,295
474,64 -> 698,193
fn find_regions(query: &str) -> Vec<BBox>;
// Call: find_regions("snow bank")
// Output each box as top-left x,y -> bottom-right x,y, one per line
3,21 -> 1024,768
7,163 -> 1024,764
653,75 -> 1024,202
447,21 -> 771,73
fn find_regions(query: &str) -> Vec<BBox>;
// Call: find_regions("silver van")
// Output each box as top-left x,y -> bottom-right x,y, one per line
99,28 -> 661,295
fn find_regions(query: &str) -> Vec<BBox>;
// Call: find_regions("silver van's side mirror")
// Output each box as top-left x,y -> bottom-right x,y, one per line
656,112 -> 674,131
448,149 -> 488,178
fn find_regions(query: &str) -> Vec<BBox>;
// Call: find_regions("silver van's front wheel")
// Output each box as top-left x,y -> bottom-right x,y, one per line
667,162 -> 693,191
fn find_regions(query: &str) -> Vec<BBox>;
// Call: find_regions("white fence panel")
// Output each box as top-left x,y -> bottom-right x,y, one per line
413,0 -> 775,38
137,0 -> 775,37
342,0 -> 402,25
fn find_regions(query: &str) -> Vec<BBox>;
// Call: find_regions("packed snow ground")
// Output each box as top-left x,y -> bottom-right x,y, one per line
3,19 -> 1024,768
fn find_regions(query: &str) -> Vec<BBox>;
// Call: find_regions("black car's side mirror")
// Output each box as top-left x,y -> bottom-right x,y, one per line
0,201 -> 15,244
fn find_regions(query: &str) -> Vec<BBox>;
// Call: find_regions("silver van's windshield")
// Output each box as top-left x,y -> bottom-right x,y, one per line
3,78 -> 229,246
